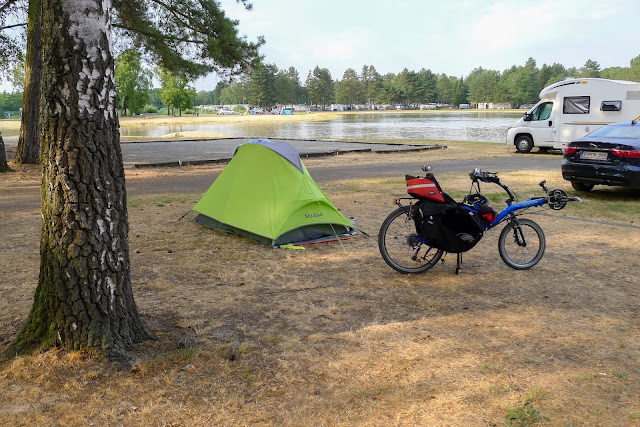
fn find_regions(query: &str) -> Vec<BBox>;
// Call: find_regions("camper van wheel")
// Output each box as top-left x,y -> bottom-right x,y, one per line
515,136 -> 533,153
570,181 -> 594,192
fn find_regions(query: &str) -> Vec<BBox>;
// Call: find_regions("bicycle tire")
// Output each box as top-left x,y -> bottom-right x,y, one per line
378,206 -> 443,274
498,218 -> 546,270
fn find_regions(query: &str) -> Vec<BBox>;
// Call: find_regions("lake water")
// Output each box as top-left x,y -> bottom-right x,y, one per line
119,112 -> 523,143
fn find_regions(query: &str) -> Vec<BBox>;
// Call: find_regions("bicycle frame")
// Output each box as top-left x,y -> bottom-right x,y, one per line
489,197 -> 545,227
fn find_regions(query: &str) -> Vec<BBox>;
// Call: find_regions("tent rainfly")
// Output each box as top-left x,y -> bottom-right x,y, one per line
192,139 -> 356,247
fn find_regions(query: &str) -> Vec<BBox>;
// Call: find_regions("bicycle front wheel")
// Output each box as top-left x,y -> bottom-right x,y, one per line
378,206 -> 443,274
498,218 -> 546,270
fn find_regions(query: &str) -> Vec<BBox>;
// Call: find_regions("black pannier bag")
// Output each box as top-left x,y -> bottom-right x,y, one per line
413,200 -> 485,253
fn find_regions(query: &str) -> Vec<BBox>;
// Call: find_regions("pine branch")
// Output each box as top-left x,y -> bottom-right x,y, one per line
112,0 -> 262,78
113,22 -> 205,45
146,0 -> 201,30
0,22 -> 26,30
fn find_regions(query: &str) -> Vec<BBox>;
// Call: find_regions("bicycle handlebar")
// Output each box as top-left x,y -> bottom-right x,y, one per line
469,168 -> 500,184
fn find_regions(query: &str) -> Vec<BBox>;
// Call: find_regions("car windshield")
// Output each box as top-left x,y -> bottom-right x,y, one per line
587,124 -> 640,139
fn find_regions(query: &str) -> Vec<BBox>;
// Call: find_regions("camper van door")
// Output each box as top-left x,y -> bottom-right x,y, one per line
524,101 -> 556,146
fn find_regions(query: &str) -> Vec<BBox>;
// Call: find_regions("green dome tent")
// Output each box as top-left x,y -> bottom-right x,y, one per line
192,139 -> 356,247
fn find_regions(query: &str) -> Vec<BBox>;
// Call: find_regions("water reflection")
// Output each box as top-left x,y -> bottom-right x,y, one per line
120,112 -> 522,143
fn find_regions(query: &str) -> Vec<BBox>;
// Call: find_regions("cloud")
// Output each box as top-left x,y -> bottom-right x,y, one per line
312,30 -> 373,61
467,1 -> 555,51
466,0 -> 634,52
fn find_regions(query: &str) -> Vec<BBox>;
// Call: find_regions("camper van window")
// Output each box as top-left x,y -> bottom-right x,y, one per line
563,96 -> 590,114
601,101 -> 622,112
531,102 -> 553,120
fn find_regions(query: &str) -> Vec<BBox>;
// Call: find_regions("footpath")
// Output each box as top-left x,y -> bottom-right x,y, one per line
3,137 -> 444,168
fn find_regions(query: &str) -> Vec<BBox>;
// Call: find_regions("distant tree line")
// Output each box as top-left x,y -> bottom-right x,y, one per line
3,55 -> 640,116
0,91 -> 22,112
191,55 -> 640,109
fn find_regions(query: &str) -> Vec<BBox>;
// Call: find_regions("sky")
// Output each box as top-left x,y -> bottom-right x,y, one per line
1,0 -> 639,93
193,0 -> 639,90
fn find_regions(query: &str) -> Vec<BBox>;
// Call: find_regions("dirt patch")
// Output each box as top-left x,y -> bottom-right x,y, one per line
1,153 -> 639,426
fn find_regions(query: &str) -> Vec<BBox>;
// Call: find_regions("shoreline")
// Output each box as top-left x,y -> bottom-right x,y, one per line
0,109 -> 523,139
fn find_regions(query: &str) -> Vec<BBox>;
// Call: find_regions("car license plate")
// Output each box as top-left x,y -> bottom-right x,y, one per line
580,151 -> 608,161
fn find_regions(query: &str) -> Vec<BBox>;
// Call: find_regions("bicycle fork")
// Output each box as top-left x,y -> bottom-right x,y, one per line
508,217 -> 527,247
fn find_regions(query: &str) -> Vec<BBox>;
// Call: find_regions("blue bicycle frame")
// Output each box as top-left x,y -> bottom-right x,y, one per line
489,197 -> 546,227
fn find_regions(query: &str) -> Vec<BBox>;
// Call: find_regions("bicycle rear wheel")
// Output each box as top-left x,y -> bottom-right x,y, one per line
498,218 -> 545,270
378,206 -> 443,274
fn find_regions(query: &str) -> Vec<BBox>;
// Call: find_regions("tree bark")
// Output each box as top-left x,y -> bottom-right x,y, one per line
15,0 -> 43,165
0,133 -> 10,172
6,0 -> 150,364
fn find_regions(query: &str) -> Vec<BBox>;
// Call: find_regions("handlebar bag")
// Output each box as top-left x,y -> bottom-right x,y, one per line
414,200 -> 484,253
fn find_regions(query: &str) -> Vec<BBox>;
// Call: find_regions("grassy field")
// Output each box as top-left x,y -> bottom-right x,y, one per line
1,147 -> 639,426
0,119 -> 20,137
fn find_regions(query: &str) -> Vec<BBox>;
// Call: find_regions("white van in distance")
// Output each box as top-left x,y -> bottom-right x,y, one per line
507,78 -> 640,152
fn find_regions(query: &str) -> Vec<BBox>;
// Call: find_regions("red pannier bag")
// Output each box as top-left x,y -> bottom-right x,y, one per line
406,175 -> 445,203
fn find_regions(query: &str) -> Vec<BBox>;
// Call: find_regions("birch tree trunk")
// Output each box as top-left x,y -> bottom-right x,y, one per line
15,0 -> 42,165
6,0 -> 150,363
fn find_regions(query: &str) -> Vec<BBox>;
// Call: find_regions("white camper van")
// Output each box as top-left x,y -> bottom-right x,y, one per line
507,78 -> 640,153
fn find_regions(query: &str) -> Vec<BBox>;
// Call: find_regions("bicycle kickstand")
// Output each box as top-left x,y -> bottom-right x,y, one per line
455,253 -> 462,275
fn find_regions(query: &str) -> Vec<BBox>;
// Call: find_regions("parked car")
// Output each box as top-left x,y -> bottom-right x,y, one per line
561,120 -> 640,191
217,109 -> 236,115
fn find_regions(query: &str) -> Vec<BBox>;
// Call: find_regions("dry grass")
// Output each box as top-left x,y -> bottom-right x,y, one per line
1,151 -> 640,426
0,119 -> 20,137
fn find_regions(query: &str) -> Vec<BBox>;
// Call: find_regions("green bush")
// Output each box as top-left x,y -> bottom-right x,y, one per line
142,104 -> 159,114
234,105 -> 247,114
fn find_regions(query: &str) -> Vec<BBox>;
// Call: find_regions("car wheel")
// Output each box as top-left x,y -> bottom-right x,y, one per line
515,135 -> 534,153
571,181 -> 594,192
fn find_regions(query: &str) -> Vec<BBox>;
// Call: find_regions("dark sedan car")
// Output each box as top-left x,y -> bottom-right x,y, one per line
561,120 -> 640,191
